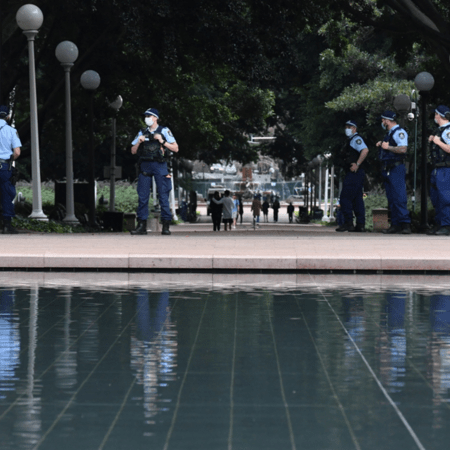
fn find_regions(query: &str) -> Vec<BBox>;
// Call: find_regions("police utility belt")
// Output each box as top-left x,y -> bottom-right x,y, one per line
0,158 -> 13,170
381,159 -> 404,171
434,161 -> 450,168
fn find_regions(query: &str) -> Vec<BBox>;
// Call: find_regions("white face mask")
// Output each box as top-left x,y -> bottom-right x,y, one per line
381,122 -> 387,130
345,128 -> 353,137
145,117 -> 154,127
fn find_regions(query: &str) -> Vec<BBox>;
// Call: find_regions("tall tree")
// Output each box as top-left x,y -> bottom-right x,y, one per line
1,0 -> 335,180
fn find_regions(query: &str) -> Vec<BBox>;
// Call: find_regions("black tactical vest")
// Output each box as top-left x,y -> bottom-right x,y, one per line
344,134 -> 363,168
138,125 -> 166,162
431,123 -> 450,165
379,126 -> 406,162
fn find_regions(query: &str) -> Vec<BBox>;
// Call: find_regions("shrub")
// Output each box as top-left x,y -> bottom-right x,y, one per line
97,185 -> 142,213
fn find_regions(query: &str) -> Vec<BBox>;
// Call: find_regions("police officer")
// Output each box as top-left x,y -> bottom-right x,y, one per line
0,106 -> 21,234
336,120 -> 369,232
130,108 -> 178,235
376,110 -> 411,234
427,105 -> 450,235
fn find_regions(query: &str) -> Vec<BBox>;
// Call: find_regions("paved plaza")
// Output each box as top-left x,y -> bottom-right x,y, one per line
1,215 -> 449,272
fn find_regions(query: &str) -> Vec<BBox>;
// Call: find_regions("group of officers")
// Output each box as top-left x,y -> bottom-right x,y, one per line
337,105 -> 450,235
2,102 -> 450,236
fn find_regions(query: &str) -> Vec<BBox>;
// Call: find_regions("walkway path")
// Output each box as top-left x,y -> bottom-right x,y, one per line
2,220 -> 449,272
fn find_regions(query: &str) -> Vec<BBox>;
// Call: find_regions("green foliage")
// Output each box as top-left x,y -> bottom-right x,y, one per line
362,193 -> 434,231
97,185 -> 141,213
2,0 -> 319,180
13,183 -> 151,232
17,186 -> 55,206
12,218 -> 84,233
322,43 -> 418,125
363,193 -> 388,231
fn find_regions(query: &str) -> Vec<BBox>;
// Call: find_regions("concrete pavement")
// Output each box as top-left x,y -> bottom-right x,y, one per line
1,218 -> 450,272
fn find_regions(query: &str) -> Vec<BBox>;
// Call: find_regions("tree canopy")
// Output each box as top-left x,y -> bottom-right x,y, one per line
1,0 -> 450,182
2,0 -> 332,180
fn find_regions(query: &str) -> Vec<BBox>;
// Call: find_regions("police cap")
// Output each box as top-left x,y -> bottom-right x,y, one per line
144,108 -> 159,118
435,105 -> 450,118
0,105 -> 10,118
381,110 -> 396,121
346,120 -> 357,128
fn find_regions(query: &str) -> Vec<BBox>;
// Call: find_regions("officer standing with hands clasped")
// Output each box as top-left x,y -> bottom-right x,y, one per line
130,108 -> 178,235
427,105 -> 450,236
336,120 -> 369,232
376,110 -> 411,234
0,105 -> 21,234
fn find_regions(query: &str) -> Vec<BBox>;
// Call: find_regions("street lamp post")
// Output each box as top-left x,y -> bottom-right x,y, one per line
16,4 -> 47,221
410,90 -> 419,212
414,72 -> 435,230
80,70 -> 101,227
108,95 -> 123,212
55,41 -> 79,224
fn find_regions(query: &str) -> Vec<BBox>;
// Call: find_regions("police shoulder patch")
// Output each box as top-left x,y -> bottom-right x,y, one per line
167,129 -> 174,137
399,132 -> 405,139
356,139 -> 362,145
447,131 -> 450,140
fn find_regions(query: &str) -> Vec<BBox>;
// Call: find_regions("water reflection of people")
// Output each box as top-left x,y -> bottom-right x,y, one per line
341,295 -> 366,389
378,292 -> 406,392
429,293 -> 450,429
131,290 -> 177,421
0,289 -> 20,399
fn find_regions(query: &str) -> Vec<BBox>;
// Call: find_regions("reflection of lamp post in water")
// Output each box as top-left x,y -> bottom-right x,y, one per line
414,72 -> 435,229
16,5 -> 47,221
55,41 -> 79,224
80,70 -> 101,227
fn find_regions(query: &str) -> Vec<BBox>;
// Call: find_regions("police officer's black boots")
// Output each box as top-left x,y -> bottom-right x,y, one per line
401,223 -> 412,234
161,220 -> 171,235
382,225 -> 402,234
2,218 -> 18,234
130,220 -> 147,235
335,221 -> 355,232
426,223 -> 441,235
349,223 -> 366,232
435,226 -> 450,236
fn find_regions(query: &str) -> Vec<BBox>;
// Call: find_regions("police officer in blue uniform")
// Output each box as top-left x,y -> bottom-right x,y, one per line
0,106 -> 21,234
427,105 -> 450,235
336,120 -> 369,232
130,108 -> 179,235
376,110 -> 411,234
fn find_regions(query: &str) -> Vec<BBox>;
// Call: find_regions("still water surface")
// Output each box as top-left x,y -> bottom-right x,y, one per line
0,277 -> 449,450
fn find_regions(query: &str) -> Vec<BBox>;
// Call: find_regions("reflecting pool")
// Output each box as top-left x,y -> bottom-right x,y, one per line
0,274 -> 450,450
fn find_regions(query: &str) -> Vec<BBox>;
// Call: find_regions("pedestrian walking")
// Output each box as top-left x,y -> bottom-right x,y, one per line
232,193 -> 238,229
287,202 -> 295,223
212,189 -> 234,231
262,198 -> 269,222
272,197 -> 280,222
238,196 -> 244,224
251,195 -> 261,226
210,191 -> 223,231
